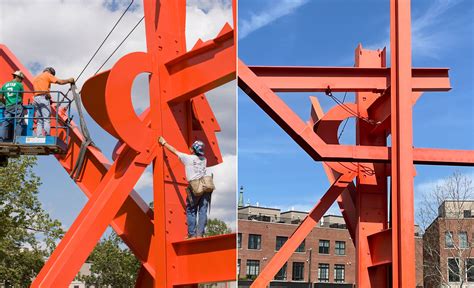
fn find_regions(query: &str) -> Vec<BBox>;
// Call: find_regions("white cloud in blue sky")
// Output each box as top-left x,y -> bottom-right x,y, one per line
239,0 -> 309,39
366,0 -> 467,59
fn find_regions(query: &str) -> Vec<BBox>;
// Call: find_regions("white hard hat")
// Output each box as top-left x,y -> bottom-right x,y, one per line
12,70 -> 25,79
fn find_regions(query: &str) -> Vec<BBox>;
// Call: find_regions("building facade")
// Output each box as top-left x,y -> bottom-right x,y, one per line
423,200 -> 474,287
238,206 -> 356,287
238,205 -> 424,288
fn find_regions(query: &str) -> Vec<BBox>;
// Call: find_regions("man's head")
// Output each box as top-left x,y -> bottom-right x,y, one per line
12,70 -> 24,82
190,140 -> 205,156
43,67 -> 56,76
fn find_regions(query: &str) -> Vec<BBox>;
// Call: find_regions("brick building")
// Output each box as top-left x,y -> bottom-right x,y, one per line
238,205 -> 424,288
238,205 -> 355,287
423,200 -> 474,287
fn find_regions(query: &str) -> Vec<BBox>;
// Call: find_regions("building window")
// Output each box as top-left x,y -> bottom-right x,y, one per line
275,236 -> 288,251
246,260 -> 260,279
274,262 -> 287,280
445,231 -> 454,248
248,234 -> 261,250
448,258 -> 460,282
334,264 -> 345,283
318,263 -> 329,282
464,209 -> 472,218
459,231 -> 468,248
238,233 -> 242,249
467,258 -> 474,282
335,241 -> 346,255
295,239 -> 305,252
292,262 -> 305,281
237,259 -> 241,277
319,239 -> 330,254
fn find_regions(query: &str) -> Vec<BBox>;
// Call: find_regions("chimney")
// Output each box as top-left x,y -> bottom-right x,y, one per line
238,186 -> 244,207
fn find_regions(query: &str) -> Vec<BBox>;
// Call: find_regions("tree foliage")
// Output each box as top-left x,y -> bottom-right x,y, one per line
418,171 -> 474,287
205,218 -> 231,236
0,156 -> 64,287
77,232 -> 141,287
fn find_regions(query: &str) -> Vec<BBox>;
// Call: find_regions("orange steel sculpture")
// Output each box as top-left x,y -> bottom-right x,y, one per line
238,1 -> 473,287
0,0 -> 236,287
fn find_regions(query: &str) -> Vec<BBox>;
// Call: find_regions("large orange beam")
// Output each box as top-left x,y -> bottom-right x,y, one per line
250,172 -> 356,288
32,147 -> 151,287
166,24 -> 236,103
172,234 -> 237,285
389,0 -> 416,286
239,60 -> 474,166
248,66 -> 450,92
353,46 -> 389,287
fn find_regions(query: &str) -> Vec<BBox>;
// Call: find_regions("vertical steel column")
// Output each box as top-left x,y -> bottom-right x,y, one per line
390,0 -> 416,287
354,47 -> 389,287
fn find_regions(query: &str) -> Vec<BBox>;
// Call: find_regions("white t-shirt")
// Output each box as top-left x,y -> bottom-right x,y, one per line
176,152 -> 207,181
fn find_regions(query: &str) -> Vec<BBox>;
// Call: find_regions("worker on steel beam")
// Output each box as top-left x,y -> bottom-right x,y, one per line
0,70 -> 26,143
158,136 -> 212,239
32,67 -> 74,137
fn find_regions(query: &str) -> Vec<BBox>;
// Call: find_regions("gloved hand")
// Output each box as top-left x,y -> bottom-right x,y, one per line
158,136 -> 166,146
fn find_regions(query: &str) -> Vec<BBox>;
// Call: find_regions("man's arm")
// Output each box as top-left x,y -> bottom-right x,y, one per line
0,86 -> 5,103
56,78 -> 75,85
159,136 -> 180,156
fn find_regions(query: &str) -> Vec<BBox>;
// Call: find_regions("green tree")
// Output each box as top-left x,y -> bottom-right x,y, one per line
205,218 -> 231,236
78,232 -> 141,287
0,156 -> 64,287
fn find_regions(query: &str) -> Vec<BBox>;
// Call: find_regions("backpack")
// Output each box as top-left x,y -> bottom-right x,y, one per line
189,174 -> 215,196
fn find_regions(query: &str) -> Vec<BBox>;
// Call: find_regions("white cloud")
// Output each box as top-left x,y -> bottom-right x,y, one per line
208,154 -> 237,230
415,171 -> 474,202
186,0 -> 233,50
135,170 -> 154,190
366,0 -> 465,59
239,0 -> 309,39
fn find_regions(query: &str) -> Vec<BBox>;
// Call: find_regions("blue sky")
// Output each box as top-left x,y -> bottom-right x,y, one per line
238,0 -> 474,216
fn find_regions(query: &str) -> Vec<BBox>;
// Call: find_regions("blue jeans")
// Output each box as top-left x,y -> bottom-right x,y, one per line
33,95 -> 51,136
0,104 -> 24,142
186,187 -> 211,237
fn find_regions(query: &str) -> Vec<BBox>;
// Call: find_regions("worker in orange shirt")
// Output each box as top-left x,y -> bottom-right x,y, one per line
32,67 -> 74,136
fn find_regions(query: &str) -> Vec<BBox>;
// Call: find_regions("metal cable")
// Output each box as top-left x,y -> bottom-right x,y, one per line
69,84 -> 97,181
75,0 -> 136,83
338,92 -> 349,140
94,16 -> 144,75
325,88 -> 378,125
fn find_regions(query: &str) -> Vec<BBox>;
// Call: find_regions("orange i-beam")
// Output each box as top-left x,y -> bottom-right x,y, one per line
389,0 -> 416,287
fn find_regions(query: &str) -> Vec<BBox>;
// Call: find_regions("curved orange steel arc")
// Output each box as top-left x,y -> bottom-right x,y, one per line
82,52 -> 155,152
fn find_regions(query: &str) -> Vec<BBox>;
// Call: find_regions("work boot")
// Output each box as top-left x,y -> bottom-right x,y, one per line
0,156 -> 8,167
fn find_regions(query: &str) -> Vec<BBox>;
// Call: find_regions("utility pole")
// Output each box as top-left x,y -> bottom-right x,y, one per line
307,248 -> 313,288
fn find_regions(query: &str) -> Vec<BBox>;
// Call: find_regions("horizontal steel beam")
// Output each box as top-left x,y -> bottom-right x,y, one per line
166,24 -> 235,103
239,60 -> 474,166
248,66 -> 450,92
172,234 -> 236,285
367,229 -> 392,267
